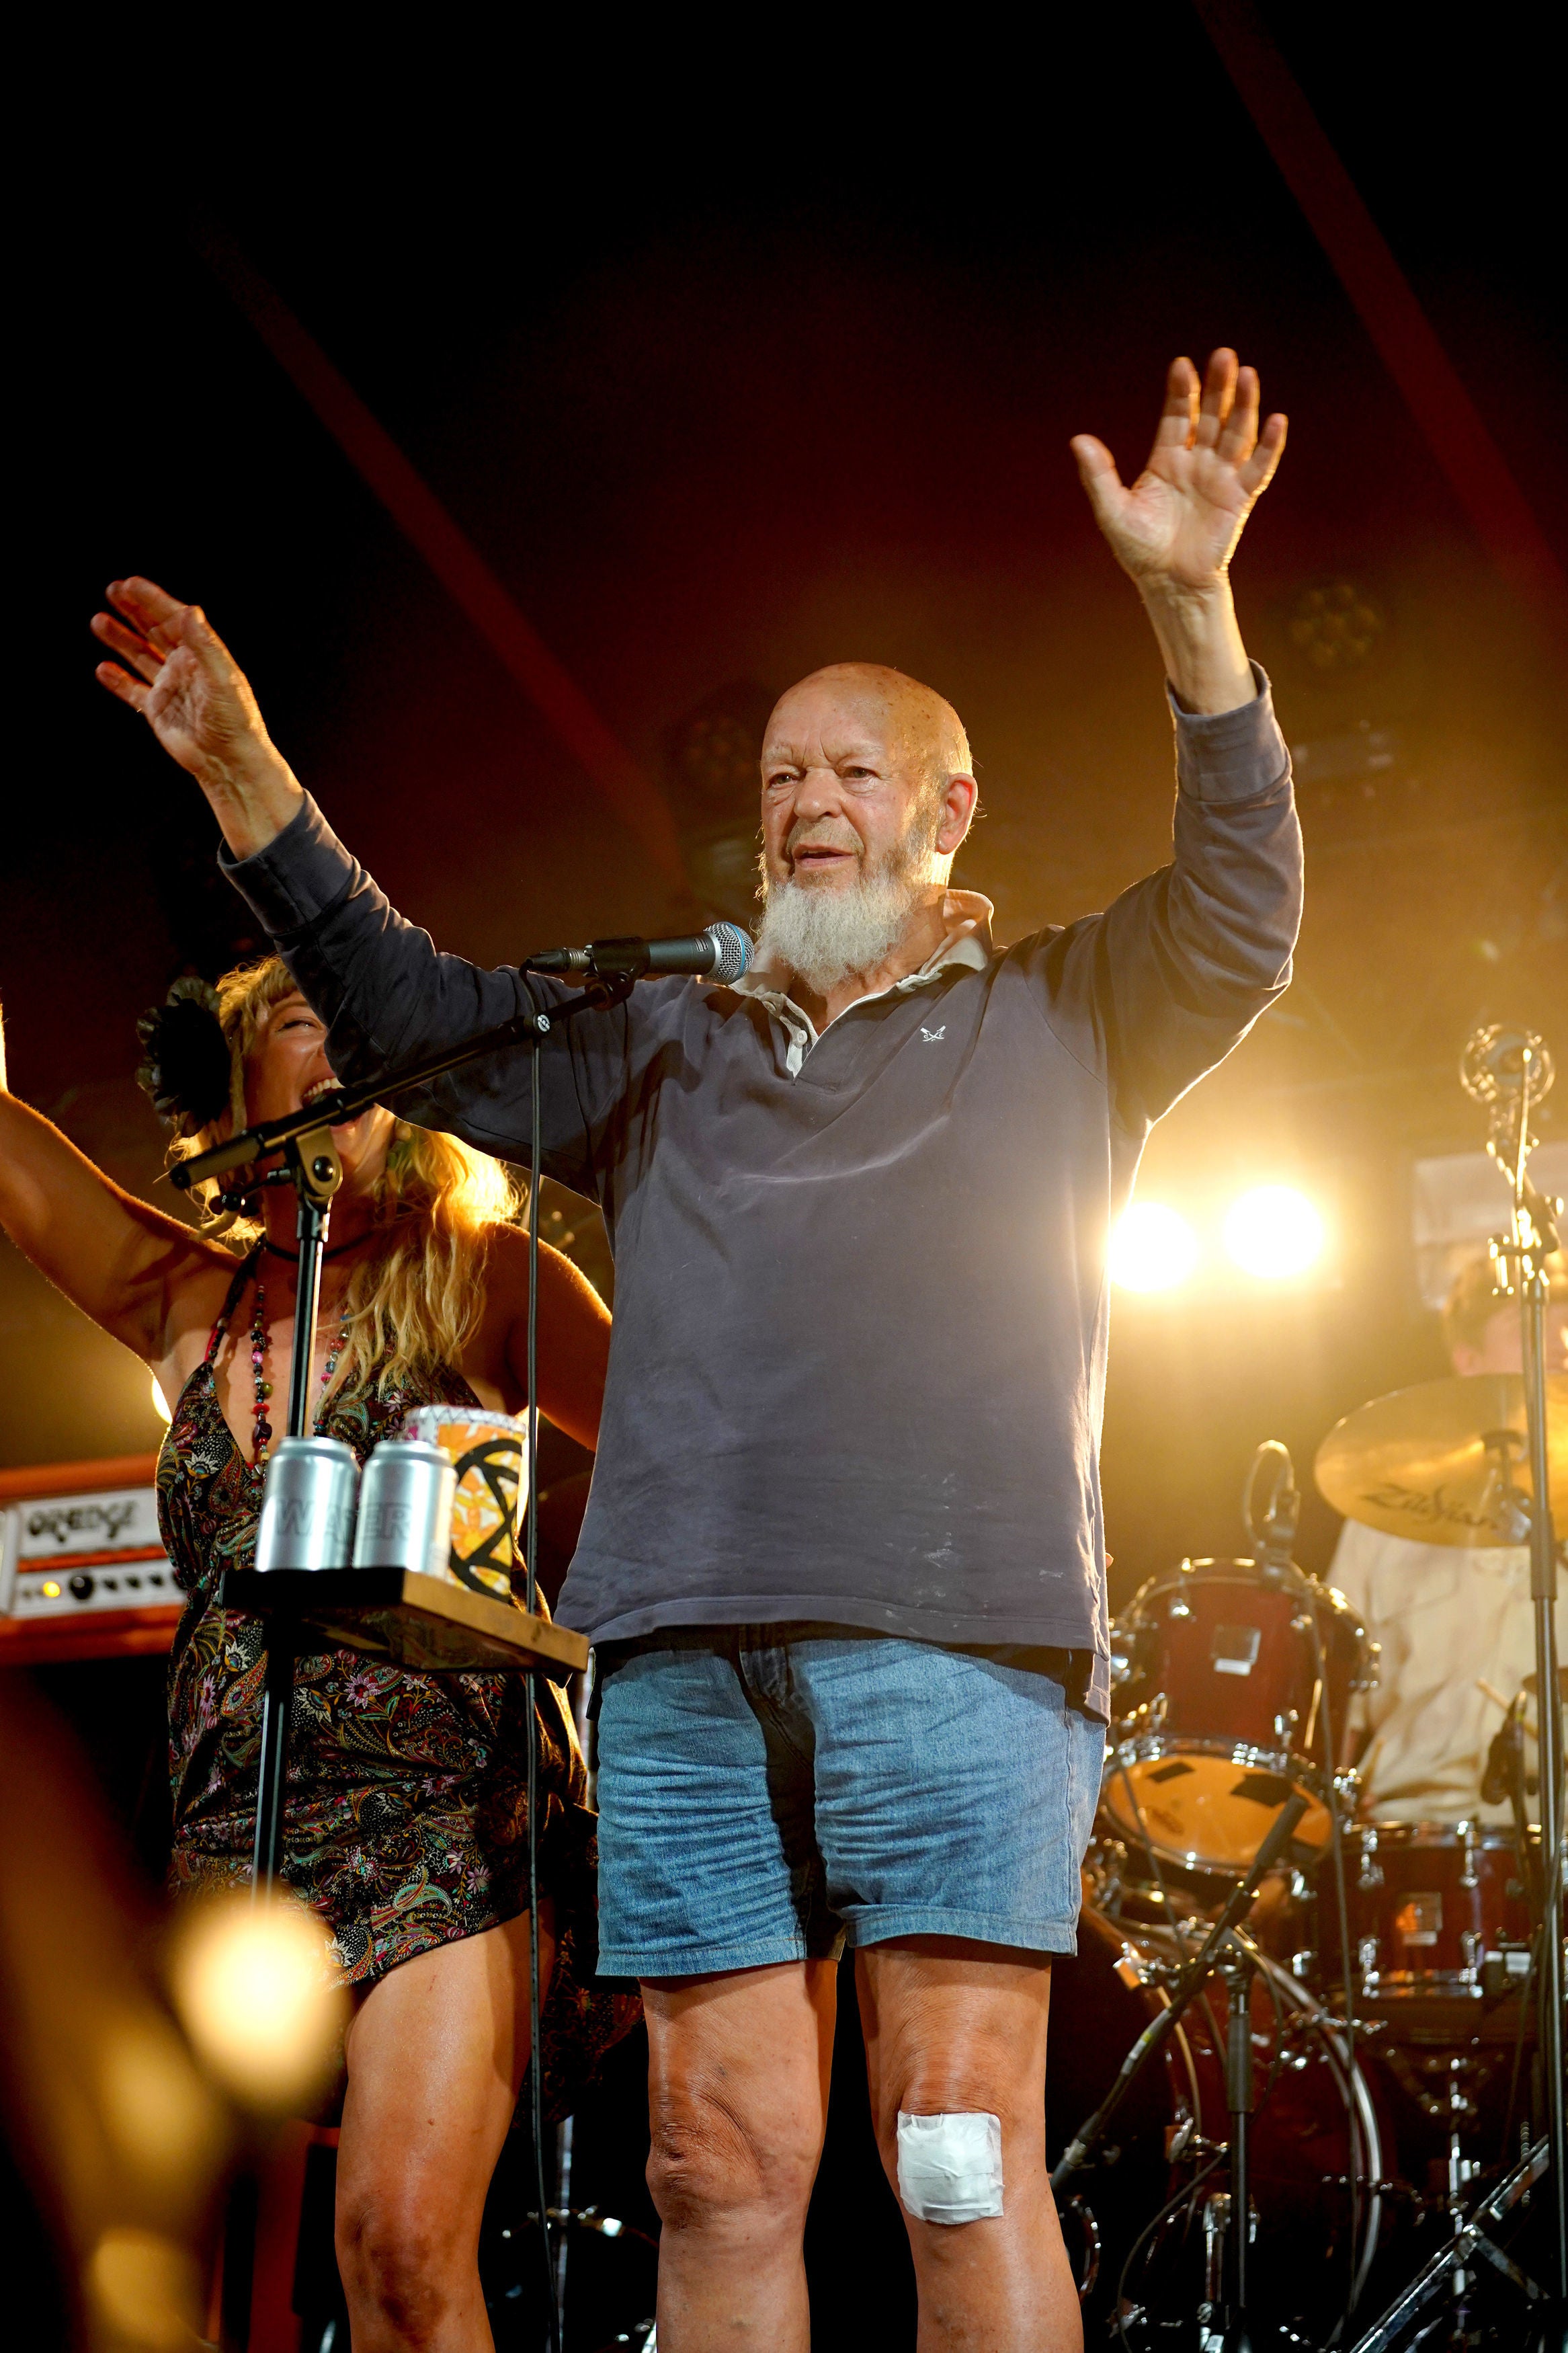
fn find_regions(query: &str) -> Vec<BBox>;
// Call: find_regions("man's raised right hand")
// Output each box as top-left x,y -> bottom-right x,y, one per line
92,578 -> 304,859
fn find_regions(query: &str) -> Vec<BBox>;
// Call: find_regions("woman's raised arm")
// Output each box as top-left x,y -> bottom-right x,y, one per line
0,1010 -> 226,1365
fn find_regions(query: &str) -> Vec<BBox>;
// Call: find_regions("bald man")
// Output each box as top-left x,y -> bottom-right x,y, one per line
95,350 -> 1301,2353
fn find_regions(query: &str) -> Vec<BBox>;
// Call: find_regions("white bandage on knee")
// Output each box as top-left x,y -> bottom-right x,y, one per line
895,2110 -> 1004,2225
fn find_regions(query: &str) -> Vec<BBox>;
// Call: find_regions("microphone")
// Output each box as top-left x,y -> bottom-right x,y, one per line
525,923 -> 752,985
1481,1696 -> 1524,1809
1460,1024 -> 1554,1109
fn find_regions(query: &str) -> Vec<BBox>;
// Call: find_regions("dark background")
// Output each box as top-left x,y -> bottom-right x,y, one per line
4,9 -> 1564,2347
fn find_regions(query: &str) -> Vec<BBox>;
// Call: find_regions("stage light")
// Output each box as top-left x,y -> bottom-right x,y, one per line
1224,1185 -> 1325,1279
151,1373 -> 171,1425
170,1895 -> 347,2114
1109,1202 -> 1199,1291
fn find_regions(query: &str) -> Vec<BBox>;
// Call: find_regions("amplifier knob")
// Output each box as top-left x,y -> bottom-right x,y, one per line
68,1572 -> 95,1601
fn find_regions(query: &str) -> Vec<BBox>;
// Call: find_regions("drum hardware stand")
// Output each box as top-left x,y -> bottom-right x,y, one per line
1054,1794 -> 1309,2348
1462,1023 -> 1566,2315
1344,2139 -> 1549,2353
177,972 -> 634,2353
1206,1936 -> 1264,2352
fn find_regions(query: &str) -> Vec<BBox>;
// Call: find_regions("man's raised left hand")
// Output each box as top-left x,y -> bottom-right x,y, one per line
1072,349 -> 1286,595
1073,350 -> 1287,712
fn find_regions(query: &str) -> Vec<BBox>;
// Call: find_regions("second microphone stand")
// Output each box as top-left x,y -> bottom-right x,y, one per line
249,1117 -> 343,1899
1052,1793 -> 1310,2351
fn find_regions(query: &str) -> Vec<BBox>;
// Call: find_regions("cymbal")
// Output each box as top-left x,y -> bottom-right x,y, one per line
1315,1373 -> 1567,1548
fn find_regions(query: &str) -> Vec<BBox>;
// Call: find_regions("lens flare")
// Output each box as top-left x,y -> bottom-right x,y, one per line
87,2229 -> 202,2351
1223,1185 -> 1325,1279
169,1895 -> 346,2114
1108,1203 -> 1199,1292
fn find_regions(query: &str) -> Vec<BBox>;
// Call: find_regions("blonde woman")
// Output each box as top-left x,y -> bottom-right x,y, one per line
0,960 -> 632,2352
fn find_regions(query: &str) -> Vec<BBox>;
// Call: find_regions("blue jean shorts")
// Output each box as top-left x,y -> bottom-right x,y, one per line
593,1626 -> 1106,1980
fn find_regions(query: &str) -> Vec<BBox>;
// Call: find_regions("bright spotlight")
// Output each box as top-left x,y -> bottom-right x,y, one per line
151,1372 -> 172,1425
1224,1185 -> 1324,1279
1109,1202 -> 1199,1292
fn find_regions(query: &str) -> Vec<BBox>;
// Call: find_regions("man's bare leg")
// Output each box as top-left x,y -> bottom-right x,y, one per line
858,1936 -> 1080,2353
335,1903 -> 556,2352
643,1959 -> 838,2352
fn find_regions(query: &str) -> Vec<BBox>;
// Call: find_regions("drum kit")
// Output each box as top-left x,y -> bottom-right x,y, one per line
1050,1381 -> 1566,2350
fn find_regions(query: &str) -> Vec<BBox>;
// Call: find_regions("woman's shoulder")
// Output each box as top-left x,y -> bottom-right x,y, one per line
163,1242 -> 255,1353
483,1220 -> 604,1305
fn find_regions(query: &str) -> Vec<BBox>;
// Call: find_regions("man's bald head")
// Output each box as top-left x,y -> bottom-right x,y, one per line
754,660 -> 982,1000
766,662 -> 973,803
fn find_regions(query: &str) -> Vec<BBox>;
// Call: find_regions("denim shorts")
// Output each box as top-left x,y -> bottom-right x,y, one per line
593,1626 -> 1106,1979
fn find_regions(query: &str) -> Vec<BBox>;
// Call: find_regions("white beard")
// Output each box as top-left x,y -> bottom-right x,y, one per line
754,815 -> 942,996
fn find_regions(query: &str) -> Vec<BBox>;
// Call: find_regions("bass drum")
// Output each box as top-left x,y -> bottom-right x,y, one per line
1047,1906 -> 1387,2346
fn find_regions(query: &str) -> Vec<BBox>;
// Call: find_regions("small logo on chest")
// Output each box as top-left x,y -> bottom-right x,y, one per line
919,1025 -> 947,1043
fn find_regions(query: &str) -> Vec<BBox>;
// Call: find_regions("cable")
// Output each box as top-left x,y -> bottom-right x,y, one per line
1255,1946 -> 1288,2111
1114,2151 -> 1225,2351
524,1033 -> 559,2352
1110,1755 -> 1229,2093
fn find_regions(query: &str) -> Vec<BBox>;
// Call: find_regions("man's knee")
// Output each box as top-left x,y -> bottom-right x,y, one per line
336,2186 -> 460,2343
878,2040 -> 1043,2154
874,2048 -> 1046,2230
647,2079 -> 819,2236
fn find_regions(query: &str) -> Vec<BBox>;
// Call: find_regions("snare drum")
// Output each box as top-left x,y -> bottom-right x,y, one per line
1103,1557 -> 1372,1876
1318,1819 -> 1537,2038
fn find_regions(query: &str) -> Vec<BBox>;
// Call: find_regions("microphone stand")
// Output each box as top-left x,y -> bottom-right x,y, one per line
1344,1035 -> 1565,2352
1475,1035 -> 1566,2315
1053,1793 -> 1309,2350
187,973 -> 632,2353
249,1119 -> 342,1902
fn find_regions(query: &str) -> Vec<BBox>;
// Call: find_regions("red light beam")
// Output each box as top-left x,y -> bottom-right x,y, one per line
194,223 -> 687,885
1196,0 -> 1568,644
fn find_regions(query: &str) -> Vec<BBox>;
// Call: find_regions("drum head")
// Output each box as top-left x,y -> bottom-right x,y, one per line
1103,1750 -> 1331,1872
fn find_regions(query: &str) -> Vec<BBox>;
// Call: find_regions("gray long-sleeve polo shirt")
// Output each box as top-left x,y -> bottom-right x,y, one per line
224,671 -> 1303,1717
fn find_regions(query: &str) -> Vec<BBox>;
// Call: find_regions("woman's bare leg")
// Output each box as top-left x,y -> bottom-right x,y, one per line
335,1903 -> 556,2352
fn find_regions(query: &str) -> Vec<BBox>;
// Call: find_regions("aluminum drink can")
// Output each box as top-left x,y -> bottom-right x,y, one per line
352,1439 -> 456,1581
254,1435 -> 360,1572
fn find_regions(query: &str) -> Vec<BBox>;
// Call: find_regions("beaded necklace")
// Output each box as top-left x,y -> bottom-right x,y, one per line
249,1270 -> 352,1466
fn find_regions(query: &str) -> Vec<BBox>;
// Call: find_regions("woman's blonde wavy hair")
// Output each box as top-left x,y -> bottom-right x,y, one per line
171,955 -> 520,1406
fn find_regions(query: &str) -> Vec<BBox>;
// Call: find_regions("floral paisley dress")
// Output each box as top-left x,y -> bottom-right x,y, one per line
157,1253 -> 636,2117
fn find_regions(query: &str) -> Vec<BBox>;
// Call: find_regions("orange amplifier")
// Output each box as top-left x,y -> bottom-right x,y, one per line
0,1454 -> 183,1665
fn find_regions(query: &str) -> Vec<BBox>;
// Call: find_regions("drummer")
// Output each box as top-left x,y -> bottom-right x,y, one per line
1328,1252 -> 1567,1826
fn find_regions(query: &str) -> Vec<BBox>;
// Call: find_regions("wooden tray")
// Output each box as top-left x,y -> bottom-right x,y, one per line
223,1567 -> 588,1681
